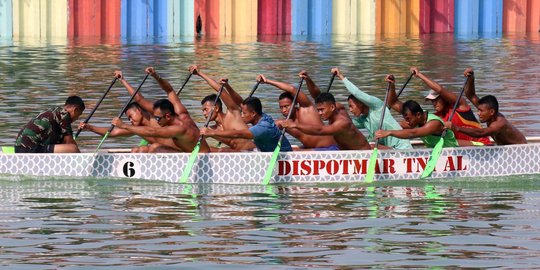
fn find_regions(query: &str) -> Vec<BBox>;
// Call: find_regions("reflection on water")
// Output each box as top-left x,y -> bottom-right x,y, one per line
0,178 -> 539,268
1,33 -> 540,149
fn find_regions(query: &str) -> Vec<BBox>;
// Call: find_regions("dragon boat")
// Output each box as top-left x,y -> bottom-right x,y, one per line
1,139 -> 539,184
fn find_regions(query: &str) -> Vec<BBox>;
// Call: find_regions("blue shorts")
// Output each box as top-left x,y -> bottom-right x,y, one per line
313,144 -> 340,151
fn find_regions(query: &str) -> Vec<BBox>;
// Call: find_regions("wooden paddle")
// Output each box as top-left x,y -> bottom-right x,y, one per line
74,77 -> 117,140
420,76 -> 469,178
365,81 -> 392,183
94,73 -> 150,154
262,77 -> 304,185
179,83 -> 225,183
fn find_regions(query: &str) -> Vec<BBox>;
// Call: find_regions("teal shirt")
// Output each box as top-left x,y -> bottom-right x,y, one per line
343,78 -> 412,150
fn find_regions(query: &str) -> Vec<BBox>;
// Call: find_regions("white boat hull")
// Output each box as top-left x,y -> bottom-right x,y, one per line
2,143 -> 540,184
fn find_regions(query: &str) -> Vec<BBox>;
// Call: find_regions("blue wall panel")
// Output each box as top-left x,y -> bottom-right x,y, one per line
0,0 -> 12,37
479,0 -> 502,33
292,0 -> 331,36
455,0 -> 480,34
122,0 -> 168,38
168,0 -> 194,36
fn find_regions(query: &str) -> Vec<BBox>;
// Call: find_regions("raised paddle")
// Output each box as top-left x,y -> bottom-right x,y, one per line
420,76 -> 469,179
396,71 -> 414,98
74,77 -> 118,140
365,81 -> 392,183
262,77 -> 304,185
179,84 -> 226,183
94,73 -> 150,154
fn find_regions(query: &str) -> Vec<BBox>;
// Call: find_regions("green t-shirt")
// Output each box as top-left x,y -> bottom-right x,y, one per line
421,112 -> 459,148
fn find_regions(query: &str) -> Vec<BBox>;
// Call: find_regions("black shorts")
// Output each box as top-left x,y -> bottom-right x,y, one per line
15,145 -> 55,153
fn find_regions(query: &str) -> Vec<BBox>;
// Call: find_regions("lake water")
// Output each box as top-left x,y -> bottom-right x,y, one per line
1,33 -> 540,268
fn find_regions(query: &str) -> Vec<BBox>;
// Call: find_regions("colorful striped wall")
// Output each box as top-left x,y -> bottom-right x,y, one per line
0,0 -> 538,39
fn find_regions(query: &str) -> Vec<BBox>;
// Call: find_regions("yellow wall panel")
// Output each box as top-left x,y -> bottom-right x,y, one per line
13,0 -> 67,38
333,0 -> 376,35
220,0 -> 257,38
377,0 -> 419,35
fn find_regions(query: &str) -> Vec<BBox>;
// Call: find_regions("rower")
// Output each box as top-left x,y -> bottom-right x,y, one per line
200,96 -> 293,152
387,67 -> 491,146
79,71 -> 181,153
256,73 -> 338,151
444,68 -> 527,145
335,68 -> 412,150
375,100 -> 459,148
282,92 -> 370,150
15,96 -> 85,153
111,67 -> 210,153
189,65 -> 256,152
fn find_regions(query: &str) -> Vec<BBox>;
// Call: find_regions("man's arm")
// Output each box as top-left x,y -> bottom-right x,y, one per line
283,119 -> 348,136
385,74 -> 403,113
112,117 -> 186,138
200,127 -> 254,139
302,71 -> 322,99
413,67 -> 469,111
334,67 -> 384,109
146,67 -> 189,115
463,68 -> 480,108
79,123 -> 134,137
259,73 -> 313,108
376,120 -> 443,139
445,119 -> 499,138
115,70 -> 154,113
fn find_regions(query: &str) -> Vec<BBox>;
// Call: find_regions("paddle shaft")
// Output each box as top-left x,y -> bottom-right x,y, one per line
94,73 -> 149,153
440,76 -> 469,138
326,72 -> 336,93
179,84 -> 225,183
374,82 -> 392,148
74,77 -> 117,139
176,73 -> 193,96
262,77 -> 304,185
247,81 -> 262,99
396,72 -> 414,98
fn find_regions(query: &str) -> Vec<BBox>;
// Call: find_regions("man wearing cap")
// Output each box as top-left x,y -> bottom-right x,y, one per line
388,67 -> 490,146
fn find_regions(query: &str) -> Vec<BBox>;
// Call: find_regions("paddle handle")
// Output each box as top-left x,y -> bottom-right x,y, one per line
396,72 -> 414,98
440,76 -> 469,139
326,72 -> 336,93
247,81 -> 262,99
279,77 -> 304,141
176,73 -> 193,96
74,77 -> 117,139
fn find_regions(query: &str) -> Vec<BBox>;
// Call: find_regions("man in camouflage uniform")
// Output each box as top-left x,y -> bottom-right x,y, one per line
15,96 -> 85,153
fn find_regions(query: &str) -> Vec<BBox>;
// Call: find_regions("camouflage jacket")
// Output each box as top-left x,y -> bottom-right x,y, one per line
15,107 -> 73,149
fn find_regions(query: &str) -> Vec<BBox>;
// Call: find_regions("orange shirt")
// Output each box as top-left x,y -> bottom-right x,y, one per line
438,106 -> 491,145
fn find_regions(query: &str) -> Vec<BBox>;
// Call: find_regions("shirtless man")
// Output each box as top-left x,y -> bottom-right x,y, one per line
375,100 -> 459,148
387,67 -> 490,146
282,92 -> 370,150
79,71 -> 181,153
444,68 -> 527,145
189,65 -> 256,152
111,67 -> 210,153
256,73 -> 338,150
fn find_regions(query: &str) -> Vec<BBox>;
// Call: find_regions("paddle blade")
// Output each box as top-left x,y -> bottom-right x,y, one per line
365,147 -> 379,183
262,141 -> 282,185
420,138 -> 444,179
180,141 -> 201,183
94,131 -> 110,154
1,146 -> 15,154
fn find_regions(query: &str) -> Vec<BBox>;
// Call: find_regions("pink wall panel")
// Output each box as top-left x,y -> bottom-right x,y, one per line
68,0 -> 120,37
258,0 -> 291,35
195,0 -> 220,36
